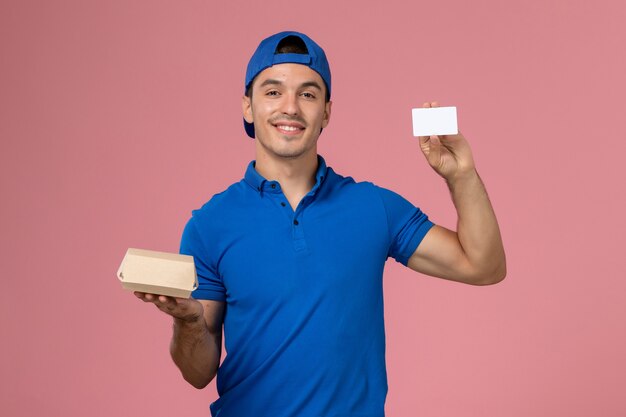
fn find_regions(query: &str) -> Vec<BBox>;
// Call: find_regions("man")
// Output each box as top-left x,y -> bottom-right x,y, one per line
135,31 -> 506,417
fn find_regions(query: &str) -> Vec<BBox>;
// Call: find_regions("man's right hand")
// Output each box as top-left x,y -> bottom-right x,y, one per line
133,291 -> 225,388
134,291 -> 204,323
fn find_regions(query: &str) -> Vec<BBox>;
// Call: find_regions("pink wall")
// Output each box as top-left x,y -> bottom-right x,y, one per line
2,1 -> 625,416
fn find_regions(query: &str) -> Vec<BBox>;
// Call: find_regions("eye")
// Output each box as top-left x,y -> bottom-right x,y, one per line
301,92 -> 316,99
266,90 -> 280,96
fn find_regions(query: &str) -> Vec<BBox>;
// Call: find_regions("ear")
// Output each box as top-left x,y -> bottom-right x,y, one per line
321,100 -> 332,129
242,95 -> 253,123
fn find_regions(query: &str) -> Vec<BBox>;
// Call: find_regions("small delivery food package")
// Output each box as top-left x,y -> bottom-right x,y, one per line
117,248 -> 198,298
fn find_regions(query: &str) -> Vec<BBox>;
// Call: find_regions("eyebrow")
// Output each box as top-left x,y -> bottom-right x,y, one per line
258,79 -> 323,91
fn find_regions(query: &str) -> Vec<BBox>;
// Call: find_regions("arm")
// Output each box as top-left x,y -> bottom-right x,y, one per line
407,101 -> 506,285
135,292 -> 225,388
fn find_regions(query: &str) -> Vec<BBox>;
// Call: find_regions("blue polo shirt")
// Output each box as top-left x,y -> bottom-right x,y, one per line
180,154 -> 435,417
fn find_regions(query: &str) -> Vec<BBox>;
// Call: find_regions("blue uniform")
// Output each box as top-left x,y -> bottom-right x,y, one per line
180,154 -> 435,417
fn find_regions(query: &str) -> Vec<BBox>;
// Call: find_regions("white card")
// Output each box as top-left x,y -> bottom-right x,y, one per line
412,106 -> 458,136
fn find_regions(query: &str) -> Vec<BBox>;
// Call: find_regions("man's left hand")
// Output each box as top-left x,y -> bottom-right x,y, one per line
417,101 -> 476,181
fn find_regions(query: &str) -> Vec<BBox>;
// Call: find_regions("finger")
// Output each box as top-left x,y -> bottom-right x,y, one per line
431,101 -> 439,107
137,292 -> 158,304
157,297 -> 192,317
423,102 -> 430,108
143,293 -> 171,306
427,135 -> 441,165
156,295 -> 178,309
418,135 -> 429,149
135,292 -> 154,303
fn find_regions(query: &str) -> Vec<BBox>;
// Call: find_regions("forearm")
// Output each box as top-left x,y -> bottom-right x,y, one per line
170,317 -> 221,389
447,169 -> 506,283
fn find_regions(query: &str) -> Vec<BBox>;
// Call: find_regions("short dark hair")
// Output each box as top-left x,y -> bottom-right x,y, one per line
245,36 -> 329,102
275,35 -> 309,55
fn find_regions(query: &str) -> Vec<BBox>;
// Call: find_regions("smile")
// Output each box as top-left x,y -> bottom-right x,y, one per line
273,123 -> 305,135
276,125 -> 301,131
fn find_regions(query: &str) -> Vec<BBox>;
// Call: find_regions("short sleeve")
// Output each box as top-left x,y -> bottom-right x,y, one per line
375,185 -> 435,266
179,215 -> 226,301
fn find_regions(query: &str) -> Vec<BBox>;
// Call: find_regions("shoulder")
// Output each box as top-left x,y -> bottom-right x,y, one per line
190,180 -> 248,221
322,167 -> 397,213
326,166 -> 379,195
182,181 -> 244,252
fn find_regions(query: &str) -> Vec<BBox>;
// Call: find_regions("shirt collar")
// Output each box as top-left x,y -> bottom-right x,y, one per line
244,154 -> 329,195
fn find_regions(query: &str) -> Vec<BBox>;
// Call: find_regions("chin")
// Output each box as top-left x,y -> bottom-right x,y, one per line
272,148 -> 308,159
257,134 -> 317,158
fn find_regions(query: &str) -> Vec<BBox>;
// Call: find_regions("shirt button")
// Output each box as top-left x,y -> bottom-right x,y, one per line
293,219 -> 299,225
271,184 -> 276,189
281,202 -> 286,207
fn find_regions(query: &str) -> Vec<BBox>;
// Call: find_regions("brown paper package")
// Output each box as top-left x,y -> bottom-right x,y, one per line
117,248 -> 198,298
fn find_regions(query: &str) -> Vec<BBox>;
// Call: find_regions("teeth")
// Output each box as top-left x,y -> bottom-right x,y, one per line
277,125 -> 300,131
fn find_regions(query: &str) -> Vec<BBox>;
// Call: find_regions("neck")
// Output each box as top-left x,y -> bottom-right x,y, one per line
254,150 -> 318,196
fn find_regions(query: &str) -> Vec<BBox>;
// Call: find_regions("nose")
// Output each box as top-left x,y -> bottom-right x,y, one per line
280,92 -> 299,116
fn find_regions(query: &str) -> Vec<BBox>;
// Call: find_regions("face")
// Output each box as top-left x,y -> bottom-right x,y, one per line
242,63 -> 332,160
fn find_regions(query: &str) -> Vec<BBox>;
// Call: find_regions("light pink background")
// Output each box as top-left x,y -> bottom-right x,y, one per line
2,1 -> 625,416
